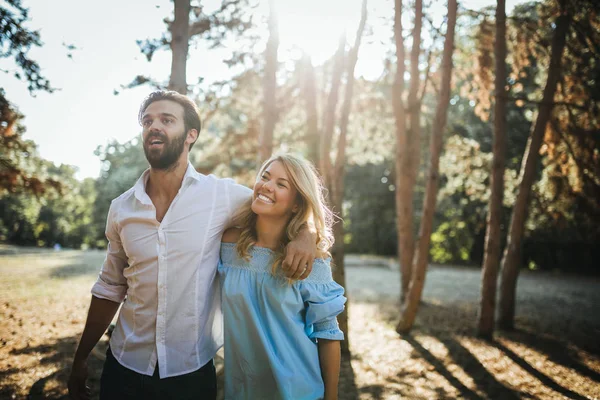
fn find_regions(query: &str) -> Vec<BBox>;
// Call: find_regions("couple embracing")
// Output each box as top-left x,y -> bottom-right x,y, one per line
68,91 -> 346,400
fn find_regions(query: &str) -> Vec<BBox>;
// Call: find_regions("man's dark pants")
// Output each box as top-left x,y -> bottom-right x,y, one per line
100,348 -> 217,400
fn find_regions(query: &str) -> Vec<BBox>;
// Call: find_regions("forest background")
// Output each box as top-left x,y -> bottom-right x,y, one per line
2,0 -> 598,275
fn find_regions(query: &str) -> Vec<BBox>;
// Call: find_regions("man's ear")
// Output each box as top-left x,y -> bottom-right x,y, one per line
187,129 -> 199,145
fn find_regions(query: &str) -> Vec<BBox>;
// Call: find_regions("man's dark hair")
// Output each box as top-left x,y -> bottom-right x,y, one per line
138,90 -> 201,150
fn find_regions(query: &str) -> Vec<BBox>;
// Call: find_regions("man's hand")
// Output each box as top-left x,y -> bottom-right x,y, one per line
68,359 -> 90,400
283,226 -> 317,280
68,297 -> 120,400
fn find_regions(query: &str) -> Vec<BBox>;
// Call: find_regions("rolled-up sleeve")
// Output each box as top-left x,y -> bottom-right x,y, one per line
301,278 -> 347,342
91,200 -> 128,303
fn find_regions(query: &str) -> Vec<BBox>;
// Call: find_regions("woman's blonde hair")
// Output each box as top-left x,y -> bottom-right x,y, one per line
232,153 -> 335,276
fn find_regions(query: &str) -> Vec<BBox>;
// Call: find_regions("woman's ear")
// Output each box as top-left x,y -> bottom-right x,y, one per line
292,203 -> 300,214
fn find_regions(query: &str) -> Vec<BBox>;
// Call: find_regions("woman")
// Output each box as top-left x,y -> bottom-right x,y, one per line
218,154 -> 346,400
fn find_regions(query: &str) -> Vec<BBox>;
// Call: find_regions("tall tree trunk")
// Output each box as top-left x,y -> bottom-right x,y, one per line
406,0 -> 423,214
477,0 -> 507,339
259,0 -> 279,163
330,0 -> 368,355
168,0 -> 190,94
397,0 -> 457,333
320,35 -> 346,186
301,54 -> 320,166
498,5 -> 571,330
327,217 -> 348,349
395,0 -> 423,304
392,0 -> 413,306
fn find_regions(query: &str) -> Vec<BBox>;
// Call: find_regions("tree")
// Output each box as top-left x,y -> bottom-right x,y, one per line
0,0 -> 53,93
396,0 -> 458,333
0,159 -> 97,248
320,34 -> 346,185
0,93 -> 58,195
477,0 -> 508,339
0,1 -> 59,195
392,0 -> 409,302
394,0 -> 424,303
168,0 -> 191,93
300,54 -> 320,166
498,0 -> 571,329
258,0 -> 279,162
128,0 -> 255,93
326,0 -> 368,354
528,0 -> 600,274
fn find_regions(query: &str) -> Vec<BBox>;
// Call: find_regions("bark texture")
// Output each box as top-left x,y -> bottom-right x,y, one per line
330,0 -> 367,355
477,0 -> 508,339
397,0 -> 458,334
498,4 -> 571,330
168,0 -> 190,94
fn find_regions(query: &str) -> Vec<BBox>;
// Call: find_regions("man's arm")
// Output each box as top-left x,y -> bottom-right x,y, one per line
68,297 -> 120,400
283,223 -> 318,280
69,201 -> 128,400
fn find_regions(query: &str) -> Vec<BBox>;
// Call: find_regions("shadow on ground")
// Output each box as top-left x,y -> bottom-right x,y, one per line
339,353 -> 360,400
2,335 -> 105,400
368,300 -> 599,399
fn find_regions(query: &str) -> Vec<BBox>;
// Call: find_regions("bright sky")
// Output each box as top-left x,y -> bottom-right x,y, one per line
3,0 -> 527,180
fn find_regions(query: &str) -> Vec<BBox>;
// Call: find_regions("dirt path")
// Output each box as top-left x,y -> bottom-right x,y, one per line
1,249 -> 599,399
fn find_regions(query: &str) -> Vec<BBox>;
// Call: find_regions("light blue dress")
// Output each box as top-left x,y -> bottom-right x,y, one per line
218,242 -> 347,400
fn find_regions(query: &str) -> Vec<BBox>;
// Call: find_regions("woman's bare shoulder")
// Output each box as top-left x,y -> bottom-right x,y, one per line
222,227 -> 242,243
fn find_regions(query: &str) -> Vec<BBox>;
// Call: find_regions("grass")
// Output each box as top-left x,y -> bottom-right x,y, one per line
1,247 -> 599,399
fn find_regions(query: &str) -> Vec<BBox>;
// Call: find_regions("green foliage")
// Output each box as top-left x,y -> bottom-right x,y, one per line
343,163 -> 397,256
0,0 -> 53,92
432,136 -> 488,264
92,138 -> 149,245
0,160 -> 98,248
0,93 -> 61,196
1,1 -> 61,196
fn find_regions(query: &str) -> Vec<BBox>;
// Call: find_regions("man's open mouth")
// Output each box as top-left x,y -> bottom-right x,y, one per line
147,138 -> 165,148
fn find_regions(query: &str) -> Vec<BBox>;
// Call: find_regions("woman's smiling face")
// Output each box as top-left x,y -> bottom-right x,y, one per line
251,160 -> 299,219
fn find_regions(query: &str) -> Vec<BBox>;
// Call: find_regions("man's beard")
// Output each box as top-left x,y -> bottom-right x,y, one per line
143,130 -> 187,170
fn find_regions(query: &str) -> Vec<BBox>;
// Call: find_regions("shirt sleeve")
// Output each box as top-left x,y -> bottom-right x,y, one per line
91,200 -> 128,303
224,178 -> 252,228
300,262 -> 347,342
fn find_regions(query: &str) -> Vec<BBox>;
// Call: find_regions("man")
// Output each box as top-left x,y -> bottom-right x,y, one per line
68,91 -> 316,400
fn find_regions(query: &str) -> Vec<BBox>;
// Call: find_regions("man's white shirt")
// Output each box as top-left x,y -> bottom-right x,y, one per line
91,162 -> 251,378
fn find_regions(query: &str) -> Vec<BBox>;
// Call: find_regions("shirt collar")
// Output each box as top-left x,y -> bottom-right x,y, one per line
133,161 -> 203,206
183,161 -> 203,182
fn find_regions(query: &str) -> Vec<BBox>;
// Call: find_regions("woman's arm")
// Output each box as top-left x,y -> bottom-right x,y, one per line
317,339 -> 341,400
